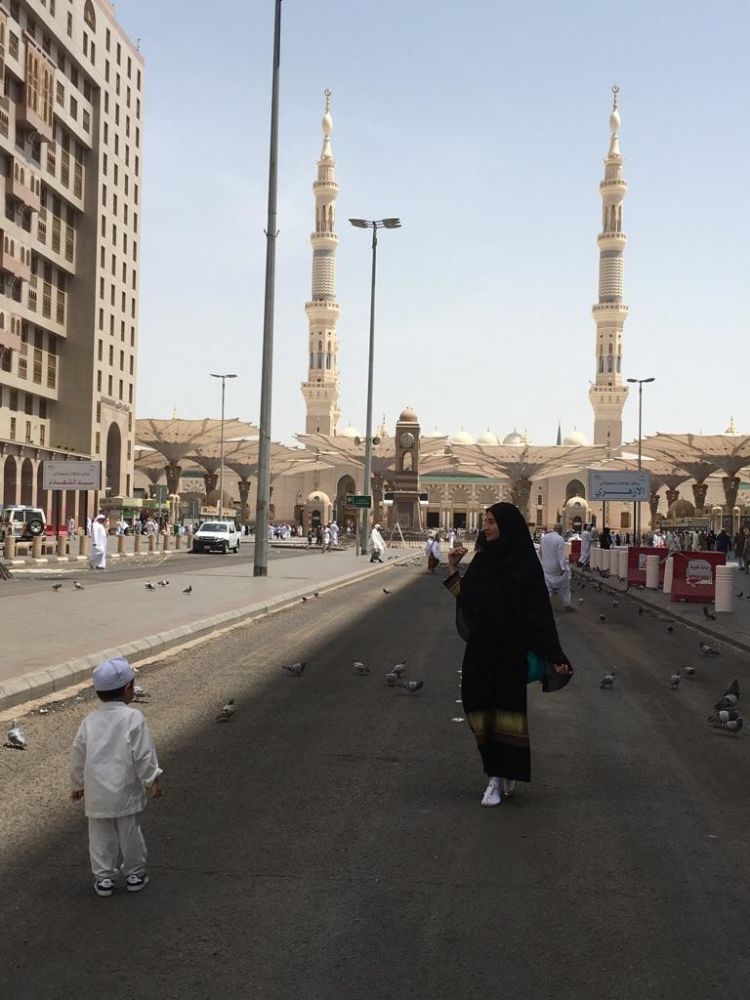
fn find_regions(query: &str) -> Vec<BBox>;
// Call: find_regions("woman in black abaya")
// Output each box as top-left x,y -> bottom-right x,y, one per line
445,503 -> 573,807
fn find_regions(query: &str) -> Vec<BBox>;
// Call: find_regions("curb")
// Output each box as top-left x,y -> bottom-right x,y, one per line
0,555 -> 410,712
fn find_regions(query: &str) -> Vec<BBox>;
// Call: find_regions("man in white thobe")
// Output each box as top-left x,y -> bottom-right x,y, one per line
540,524 -> 573,610
329,521 -> 339,547
369,524 -> 385,563
579,524 -> 592,568
89,514 -> 108,570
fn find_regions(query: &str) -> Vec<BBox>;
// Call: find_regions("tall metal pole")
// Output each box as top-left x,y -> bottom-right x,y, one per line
360,226 -> 378,555
218,376 -> 226,517
254,0 -> 282,577
636,380 -> 643,544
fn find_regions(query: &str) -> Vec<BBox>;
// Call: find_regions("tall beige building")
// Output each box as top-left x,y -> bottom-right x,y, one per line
0,0 -> 142,522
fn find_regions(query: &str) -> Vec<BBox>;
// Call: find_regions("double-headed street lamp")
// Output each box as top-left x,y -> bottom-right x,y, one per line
349,217 -> 401,555
627,376 -> 655,544
210,373 -> 237,518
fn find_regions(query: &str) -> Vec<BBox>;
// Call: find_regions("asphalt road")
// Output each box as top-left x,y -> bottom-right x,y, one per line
2,566 -> 749,1000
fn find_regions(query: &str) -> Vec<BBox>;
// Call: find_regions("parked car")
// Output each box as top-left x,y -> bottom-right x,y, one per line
0,506 -> 47,541
191,520 -> 241,554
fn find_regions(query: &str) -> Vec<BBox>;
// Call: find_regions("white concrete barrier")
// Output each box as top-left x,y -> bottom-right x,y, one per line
715,563 -> 738,613
663,556 -> 674,595
645,554 -> 660,589
600,549 -> 610,572
618,547 -> 629,579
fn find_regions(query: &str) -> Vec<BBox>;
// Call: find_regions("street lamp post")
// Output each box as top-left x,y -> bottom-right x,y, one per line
349,217 -> 401,555
210,373 -> 237,518
626,376 -> 655,544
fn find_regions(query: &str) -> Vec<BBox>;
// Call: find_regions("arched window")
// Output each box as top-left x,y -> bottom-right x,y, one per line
317,352 -> 323,368
328,206 -> 333,229
402,452 -> 413,472
325,353 -> 331,369
617,205 -> 622,231
607,355 -> 614,372
84,0 -> 96,29
598,357 -> 604,373
309,352 -> 314,370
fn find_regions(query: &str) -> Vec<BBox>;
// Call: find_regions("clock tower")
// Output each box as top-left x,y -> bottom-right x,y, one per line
387,407 -> 422,529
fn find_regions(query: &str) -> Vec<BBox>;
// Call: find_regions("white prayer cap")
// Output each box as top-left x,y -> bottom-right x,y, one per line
93,657 -> 135,691
96,512 -> 107,520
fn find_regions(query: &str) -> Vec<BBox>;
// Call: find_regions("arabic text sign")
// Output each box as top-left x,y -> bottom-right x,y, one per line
42,461 -> 102,491
588,470 -> 651,502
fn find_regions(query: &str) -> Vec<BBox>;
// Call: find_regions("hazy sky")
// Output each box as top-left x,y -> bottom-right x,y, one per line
117,0 -> 749,447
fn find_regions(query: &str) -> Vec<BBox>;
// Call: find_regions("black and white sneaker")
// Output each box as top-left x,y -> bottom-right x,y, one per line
126,873 -> 150,893
94,878 -> 116,897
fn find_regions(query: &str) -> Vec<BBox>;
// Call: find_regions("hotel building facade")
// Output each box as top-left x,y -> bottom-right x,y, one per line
0,0 -> 142,523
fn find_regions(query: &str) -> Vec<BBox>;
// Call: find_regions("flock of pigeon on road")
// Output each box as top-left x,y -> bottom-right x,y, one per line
577,572 -> 745,735
52,578 -> 195,594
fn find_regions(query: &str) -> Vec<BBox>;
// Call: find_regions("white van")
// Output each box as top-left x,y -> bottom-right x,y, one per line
0,506 -> 47,541
192,520 -> 241,554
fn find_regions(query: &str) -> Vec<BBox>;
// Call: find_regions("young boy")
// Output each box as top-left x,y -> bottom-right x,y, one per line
70,656 -> 162,897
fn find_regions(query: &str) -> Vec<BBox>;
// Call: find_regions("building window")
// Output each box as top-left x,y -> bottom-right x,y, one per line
107,374 -> 112,395
39,425 -> 45,446
96,370 -> 102,391
9,417 -> 16,439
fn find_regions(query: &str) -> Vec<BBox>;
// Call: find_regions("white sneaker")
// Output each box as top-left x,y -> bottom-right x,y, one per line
481,777 -> 502,807
501,779 -> 517,798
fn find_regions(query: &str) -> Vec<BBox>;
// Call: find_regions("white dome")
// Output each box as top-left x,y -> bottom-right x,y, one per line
450,430 -> 475,445
502,431 -> 524,446
565,495 -> 589,510
422,427 -> 445,438
477,429 -> 499,446
306,490 -> 331,504
563,430 -> 589,447
339,425 -> 360,439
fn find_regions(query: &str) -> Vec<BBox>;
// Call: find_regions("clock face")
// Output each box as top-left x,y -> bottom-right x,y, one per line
399,432 -> 415,449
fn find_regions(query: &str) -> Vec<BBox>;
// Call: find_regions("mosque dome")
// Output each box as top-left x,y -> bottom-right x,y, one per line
422,427 -> 445,438
477,429 -> 499,446
450,430 -> 475,445
502,430 -> 525,446
563,430 -> 589,447
306,490 -> 331,505
398,407 -> 419,423
339,425 -> 360,438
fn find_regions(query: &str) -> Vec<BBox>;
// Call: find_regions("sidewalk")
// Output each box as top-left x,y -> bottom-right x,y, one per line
0,547 -> 406,711
573,560 -> 750,654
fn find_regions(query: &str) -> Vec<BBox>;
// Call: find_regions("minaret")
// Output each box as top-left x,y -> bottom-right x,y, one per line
301,90 -> 341,435
589,86 -> 629,448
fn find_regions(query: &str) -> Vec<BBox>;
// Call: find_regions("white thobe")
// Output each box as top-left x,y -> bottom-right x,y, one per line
89,520 -> 107,569
369,527 -> 385,557
579,529 -> 592,566
539,531 -> 572,607
70,702 -> 162,880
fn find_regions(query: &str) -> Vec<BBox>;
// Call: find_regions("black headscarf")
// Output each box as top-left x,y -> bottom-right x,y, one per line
460,502 -> 569,667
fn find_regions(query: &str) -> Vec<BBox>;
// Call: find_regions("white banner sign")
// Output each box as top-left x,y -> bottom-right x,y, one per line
588,470 -> 651,502
42,461 -> 102,491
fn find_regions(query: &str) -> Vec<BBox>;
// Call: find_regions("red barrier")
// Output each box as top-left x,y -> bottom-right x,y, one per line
569,539 -> 581,564
627,546 -> 669,586
670,551 -> 726,603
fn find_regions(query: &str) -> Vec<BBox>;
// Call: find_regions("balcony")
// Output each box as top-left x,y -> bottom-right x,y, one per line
0,231 -> 31,281
36,207 -> 75,266
8,160 -> 41,212
0,309 -> 22,353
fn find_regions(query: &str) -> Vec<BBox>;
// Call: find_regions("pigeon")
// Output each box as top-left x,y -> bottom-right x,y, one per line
6,721 -> 27,750
578,598 -> 584,604
600,668 -> 617,689
737,591 -> 744,599
283,661 -> 307,676
145,582 -> 156,591
382,588 -> 392,595
183,586 -> 193,595
599,614 -> 607,622
391,662 -> 407,677
37,707 -> 50,715
667,626 -> 674,634
612,600 -> 619,608
725,717 -> 743,732
397,679 -> 423,692
703,606 -> 716,621
133,685 -> 150,703
73,580 -> 85,590
313,591 -> 320,599
52,583 -> 63,591
157,580 -> 170,587
353,659 -> 370,675
385,672 -> 397,687
724,679 -> 740,700
216,699 -> 235,722
699,641 -> 719,656
683,666 -> 696,677
302,596 -> 309,603
669,672 -> 681,690
637,607 -> 644,616
708,711 -> 743,732
714,694 -> 738,712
